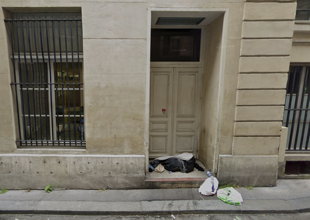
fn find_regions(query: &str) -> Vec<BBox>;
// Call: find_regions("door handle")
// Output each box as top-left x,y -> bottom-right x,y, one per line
162,108 -> 167,113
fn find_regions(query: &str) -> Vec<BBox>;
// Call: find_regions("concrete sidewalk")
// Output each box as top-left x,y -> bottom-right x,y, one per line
0,179 -> 310,215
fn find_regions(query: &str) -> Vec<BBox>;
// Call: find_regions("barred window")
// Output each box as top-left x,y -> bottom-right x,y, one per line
5,12 -> 85,147
283,65 -> 310,151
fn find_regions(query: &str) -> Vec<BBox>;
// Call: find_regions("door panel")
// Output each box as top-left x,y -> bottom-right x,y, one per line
175,135 -> 195,153
176,72 -> 197,117
150,67 -> 200,157
173,68 -> 200,155
150,135 -> 168,153
150,73 -> 170,117
149,68 -> 173,155
176,120 -> 195,131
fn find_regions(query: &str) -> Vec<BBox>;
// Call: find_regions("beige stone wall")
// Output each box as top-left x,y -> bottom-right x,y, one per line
0,0 -> 244,188
218,0 -> 297,186
0,0 -> 298,187
199,15 -> 224,171
0,9 -> 16,153
82,2 -> 148,154
0,154 -> 145,189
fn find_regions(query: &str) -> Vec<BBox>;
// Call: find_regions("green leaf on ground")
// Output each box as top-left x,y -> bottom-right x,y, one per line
0,189 -> 8,194
245,186 -> 254,190
98,188 -> 107,192
44,184 -> 53,193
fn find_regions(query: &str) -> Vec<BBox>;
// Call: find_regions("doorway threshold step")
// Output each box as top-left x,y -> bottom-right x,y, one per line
145,177 -> 206,182
146,170 -> 207,182
145,170 -> 207,188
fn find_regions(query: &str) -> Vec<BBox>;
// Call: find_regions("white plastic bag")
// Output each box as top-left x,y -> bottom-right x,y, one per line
217,187 -> 243,206
198,176 -> 219,196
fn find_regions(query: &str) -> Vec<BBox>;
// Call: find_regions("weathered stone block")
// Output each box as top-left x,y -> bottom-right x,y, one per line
0,154 -> 146,189
217,155 -> 278,186
236,106 -> 284,121
233,137 -> 280,155
237,90 -> 286,105
234,122 -> 282,136
244,2 -> 296,20
241,39 -> 292,56
239,57 -> 290,73
238,74 -> 288,89
242,21 -> 294,38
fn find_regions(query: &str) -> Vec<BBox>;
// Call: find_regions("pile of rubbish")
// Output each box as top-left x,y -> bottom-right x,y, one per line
148,153 -> 243,206
148,153 -> 204,173
199,171 -> 243,206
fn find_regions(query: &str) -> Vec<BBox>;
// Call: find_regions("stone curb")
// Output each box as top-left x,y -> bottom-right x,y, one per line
1,198 -> 310,215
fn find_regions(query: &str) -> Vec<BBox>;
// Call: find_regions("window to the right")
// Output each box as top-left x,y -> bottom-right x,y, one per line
283,65 -> 310,152
296,0 -> 310,20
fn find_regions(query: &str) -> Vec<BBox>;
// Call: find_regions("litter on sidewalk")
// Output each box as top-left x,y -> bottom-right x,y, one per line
198,171 -> 219,196
198,171 -> 243,206
217,187 -> 243,206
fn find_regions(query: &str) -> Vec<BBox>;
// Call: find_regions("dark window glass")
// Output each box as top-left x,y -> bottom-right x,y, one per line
287,66 -> 303,94
296,0 -> 310,20
151,29 -> 201,62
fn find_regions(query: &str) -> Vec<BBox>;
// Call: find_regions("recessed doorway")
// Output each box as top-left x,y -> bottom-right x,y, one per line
148,10 -> 226,174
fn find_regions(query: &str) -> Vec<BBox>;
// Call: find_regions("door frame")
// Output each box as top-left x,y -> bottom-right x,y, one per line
144,8 -> 229,173
148,25 -> 207,158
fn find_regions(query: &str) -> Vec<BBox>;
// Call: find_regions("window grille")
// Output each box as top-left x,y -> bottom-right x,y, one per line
283,66 -> 310,151
5,12 -> 85,147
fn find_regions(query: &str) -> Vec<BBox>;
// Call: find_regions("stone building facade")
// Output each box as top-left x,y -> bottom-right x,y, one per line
0,0 -> 307,189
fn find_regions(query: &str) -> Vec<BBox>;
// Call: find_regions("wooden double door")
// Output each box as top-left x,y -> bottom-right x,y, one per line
149,67 -> 201,157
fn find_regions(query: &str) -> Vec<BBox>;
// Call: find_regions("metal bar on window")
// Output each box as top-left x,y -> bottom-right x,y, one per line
15,21 -> 28,146
26,20 -> 39,146
11,53 -> 83,60
32,20 -> 44,145
285,67 -> 298,129
76,20 -> 84,144
38,19 -> 50,145
45,20 -> 55,145
58,20 -> 67,146
70,20 -> 78,146
291,68 -> 304,151
64,20 -> 72,146
21,20 -> 34,143
51,20 -> 60,146
300,68 -> 310,150
288,67 -> 301,150
305,69 -> 310,150
294,68 -> 307,149
5,19 -> 81,22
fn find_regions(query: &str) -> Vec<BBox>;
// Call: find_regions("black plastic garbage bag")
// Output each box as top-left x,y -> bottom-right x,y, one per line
149,153 -> 204,173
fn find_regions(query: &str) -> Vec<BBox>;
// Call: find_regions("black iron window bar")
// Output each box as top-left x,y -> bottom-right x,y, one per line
5,14 -> 85,147
283,66 -> 310,151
